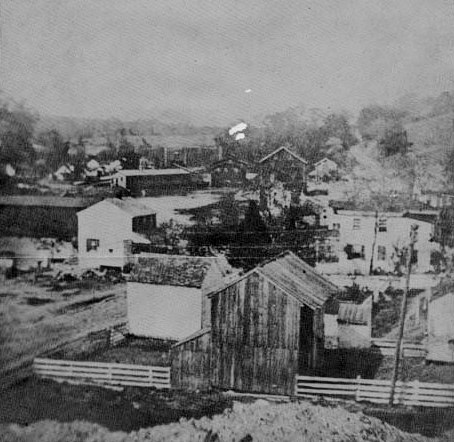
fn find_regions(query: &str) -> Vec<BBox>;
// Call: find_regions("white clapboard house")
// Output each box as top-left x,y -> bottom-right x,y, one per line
77,198 -> 156,269
126,254 -> 234,340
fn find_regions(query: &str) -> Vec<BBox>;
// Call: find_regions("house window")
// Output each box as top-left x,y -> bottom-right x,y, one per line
378,217 -> 387,232
86,239 -> 99,252
411,250 -> 418,265
345,244 -> 365,260
377,245 -> 386,261
353,218 -> 361,230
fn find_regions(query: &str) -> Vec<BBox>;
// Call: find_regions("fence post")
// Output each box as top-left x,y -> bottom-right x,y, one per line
412,380 -> 420,406
149,367 -> 154,387
355,375 -> 361,402
107,364 -> 113,384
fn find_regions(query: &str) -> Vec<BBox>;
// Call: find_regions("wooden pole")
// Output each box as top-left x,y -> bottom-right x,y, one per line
369,211 -> 378,275
389,224 -> 419,406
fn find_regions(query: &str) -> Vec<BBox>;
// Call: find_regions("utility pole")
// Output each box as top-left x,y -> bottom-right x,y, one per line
369,210 -> 378,275
389,224 -> 419,406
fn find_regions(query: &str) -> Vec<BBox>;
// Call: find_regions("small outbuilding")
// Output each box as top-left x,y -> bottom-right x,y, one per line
127,254 -> 233,341
172,251 -> 339,395
427,282 -> 454,363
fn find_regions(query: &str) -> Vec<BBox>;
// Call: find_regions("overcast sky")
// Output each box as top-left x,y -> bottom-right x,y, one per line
1,0 -> 454,125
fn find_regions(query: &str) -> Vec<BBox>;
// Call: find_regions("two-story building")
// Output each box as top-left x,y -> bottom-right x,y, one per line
318,210 -> 438,275
77,198 -> 157,269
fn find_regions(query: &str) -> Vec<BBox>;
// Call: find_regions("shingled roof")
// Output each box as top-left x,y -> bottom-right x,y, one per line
208,251 -> 338,309
128,254 -> 232,288
105,198 -> 156,217
337,299 -> 371,325
257,251 -> 338,309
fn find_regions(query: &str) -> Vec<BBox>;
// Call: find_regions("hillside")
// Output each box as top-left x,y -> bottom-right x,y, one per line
35,114 -> 221,149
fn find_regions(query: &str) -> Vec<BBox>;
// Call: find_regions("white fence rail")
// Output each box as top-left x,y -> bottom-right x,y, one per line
371,339 -> 426,358
295,375 -> 454,408
33,358 -> 170,389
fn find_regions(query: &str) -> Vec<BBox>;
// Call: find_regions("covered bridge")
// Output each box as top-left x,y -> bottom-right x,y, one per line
172,251 -> 339,395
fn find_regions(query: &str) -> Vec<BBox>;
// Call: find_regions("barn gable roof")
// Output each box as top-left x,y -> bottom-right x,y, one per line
207,251 -> 338,309
129,254 -> 232,288
78,198 -> 155,218
259,146 -> 308,165
256,251 -> 338,309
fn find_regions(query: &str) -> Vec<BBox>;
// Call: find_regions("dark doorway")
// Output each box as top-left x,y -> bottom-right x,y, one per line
298,305 -> 314,373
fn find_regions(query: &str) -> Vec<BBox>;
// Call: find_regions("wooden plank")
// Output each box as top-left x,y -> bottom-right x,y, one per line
296,388 -> 356,396
296,382 -> 359,391
34,359 -> 170,373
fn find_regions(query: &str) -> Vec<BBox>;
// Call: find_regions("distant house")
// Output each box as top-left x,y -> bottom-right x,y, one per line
416,191 -> 454,209
427,282 -> 454,363
127,254 -> 233,340
53,164 -> 74,181
317,211 -> 438,275
109,168 -> 194,196
209,156 -> 250,187
258,145 -> 307,190
77,198 -> 157,269
308,157 -> 338,183
172,251 -> 339,395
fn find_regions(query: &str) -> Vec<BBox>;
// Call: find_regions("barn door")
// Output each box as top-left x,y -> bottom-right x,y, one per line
298,305 -> 314,373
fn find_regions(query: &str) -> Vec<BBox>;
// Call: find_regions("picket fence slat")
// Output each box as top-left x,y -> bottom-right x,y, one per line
33,358 -> 171,389
295,375 -> 454,408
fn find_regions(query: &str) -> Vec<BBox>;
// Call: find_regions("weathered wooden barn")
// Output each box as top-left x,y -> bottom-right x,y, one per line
172,251 -> 339,395
258,145 -> 307,191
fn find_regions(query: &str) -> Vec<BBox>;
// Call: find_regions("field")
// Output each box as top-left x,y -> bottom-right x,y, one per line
0,271 -> 126,375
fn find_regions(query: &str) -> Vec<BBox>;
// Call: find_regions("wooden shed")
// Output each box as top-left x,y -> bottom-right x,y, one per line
171,251 -> 339,395
427,282 -> 454,363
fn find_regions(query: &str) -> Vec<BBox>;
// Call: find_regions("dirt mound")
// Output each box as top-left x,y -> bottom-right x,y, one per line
0,400 -> 439,441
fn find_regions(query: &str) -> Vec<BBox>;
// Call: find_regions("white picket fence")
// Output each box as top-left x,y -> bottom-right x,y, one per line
33,358 -> 170,389
371,339 -> 426,358
295,375 -> 454,408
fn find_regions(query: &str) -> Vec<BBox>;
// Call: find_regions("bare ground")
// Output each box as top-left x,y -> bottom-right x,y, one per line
0,274 -> 126,374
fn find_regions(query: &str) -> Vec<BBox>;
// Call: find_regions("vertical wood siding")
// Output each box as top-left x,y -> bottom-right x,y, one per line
211,272 -> 302,395
171,331 -> 212,390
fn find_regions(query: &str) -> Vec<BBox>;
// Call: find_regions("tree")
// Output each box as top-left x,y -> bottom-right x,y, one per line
445,149 -> 454,189
160,219 -> 187,252
434,206 -> 454,250
0,102 -> 36,174
228,200 -> 272,270
357,105 -> 407,141
379,126 -> 412,157
38,129 -> 69,170
321,113 -> 358,148
118,137 -> 140,169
